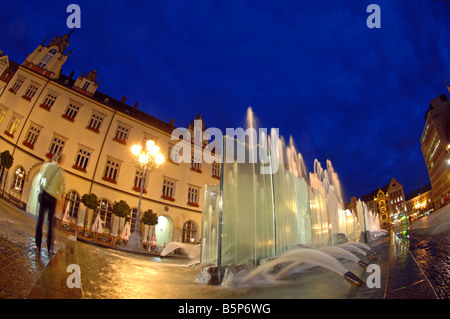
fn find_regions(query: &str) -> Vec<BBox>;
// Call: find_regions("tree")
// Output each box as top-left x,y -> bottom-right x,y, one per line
141,209 -> 158,226
0,150 -> 14,198
112,200 -> 130,234
81,193 -> 99,210
0,150 -> 14,170
80,193 -> 99,227
141,209 -> 158,246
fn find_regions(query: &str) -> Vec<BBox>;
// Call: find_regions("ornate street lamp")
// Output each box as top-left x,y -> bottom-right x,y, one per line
123,139 -> 164,253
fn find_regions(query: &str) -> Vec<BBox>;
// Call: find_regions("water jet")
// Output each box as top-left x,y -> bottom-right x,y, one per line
199,107 -> 378,287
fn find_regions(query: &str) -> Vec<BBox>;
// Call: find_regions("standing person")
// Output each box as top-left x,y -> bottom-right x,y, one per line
35,153 -> 65,253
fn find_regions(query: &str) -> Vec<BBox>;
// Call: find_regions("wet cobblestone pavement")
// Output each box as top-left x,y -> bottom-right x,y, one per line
0,215 -> 51,298
396,206 -> 450,299
0,200 -> 61,299
1,197 -> 449,299
408,235 -> 450,299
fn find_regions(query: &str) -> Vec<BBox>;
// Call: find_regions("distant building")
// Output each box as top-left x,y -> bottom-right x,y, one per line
405,184 -> 433,221
359,178 -> 406,228
0,31 -> 221,247
420,91 -> 450,209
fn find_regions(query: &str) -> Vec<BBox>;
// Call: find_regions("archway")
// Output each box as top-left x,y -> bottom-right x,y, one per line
27,168 -> 43,216
155,215 -> 172,246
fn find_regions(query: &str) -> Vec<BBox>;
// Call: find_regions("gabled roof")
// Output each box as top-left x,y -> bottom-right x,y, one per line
0,55 -> 9,68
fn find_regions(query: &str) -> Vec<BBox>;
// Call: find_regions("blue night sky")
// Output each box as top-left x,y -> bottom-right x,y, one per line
1,0 -> 450,202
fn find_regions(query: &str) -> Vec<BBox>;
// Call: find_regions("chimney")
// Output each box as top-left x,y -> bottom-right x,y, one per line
121,96 -> 127,103
170,119 -> 175,126
134,102 -> 139,109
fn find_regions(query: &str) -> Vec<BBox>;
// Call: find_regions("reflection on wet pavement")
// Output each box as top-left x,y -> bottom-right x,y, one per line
405,233 -> 449,299
396,222 -> 450,299
0,234 -> 52,298
77,241 -> 248,299
77,238 -> 389,299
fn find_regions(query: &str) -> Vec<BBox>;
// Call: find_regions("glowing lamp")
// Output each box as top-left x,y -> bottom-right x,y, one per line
146,139 -> 155,150
131,144 -> 142,156
139,154 -> 149,164
155,153 -> 165,165
149,144 -> 160,156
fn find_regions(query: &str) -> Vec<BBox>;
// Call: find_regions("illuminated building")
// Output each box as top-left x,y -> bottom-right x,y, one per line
420,91 -> 450,209
0,32 -> 221,247
360,178 -> 406,228
405,184 -> 433,221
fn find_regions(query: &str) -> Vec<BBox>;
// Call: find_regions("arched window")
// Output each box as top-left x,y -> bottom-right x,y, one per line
64,191 -> 80,220
129,208 -> 144,234
12,167 -> 25,193
38,48 -> 58,68
182,221 -> 197,243
97,199 -> 113,233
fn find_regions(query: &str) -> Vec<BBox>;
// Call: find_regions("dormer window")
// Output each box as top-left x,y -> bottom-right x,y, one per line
37,48 -> 57,69
82,80 -> 91,91
72,69 -> 99,97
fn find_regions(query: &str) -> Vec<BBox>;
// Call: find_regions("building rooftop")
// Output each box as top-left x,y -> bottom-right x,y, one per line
405,184 -> 432,202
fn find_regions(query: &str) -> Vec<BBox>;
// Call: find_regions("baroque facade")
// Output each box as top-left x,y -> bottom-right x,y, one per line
0,32 -> 221,247
359,177 -> 406,228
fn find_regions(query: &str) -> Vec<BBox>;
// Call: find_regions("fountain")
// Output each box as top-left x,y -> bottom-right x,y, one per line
354,199 -> 388,242
199,107 -> 373,287
241,248 -> 363,287
161,242 -> 201,261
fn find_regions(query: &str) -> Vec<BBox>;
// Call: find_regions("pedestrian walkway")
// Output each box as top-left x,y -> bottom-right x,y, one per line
0,199 -> 80,299
0,197 -> 442,299
27,235 -> 82,299
384,231 -> 437,299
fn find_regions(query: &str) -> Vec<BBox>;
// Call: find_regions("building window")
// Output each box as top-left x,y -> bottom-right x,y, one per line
37,48 -> 57,68
73,147 -> 92,172
194,127 -> 202,143
9,77 -> 25,94
421,124 -> 430,144
22,83 -> 39,101
103,158 -> 120,183
4,114 -> 21,138
82,80 -> 91,91
182,221 -> 197,243
12,167 -> 25,193
47,135 -> 66,159
96,199 -> 113,233
87,112 -> 104,133
168,144 -> 181,164
190,155 -> 202,173
133,169 -> 148,193
22,124 -> 42,149
129,208 -> 143,234
40,91 -> 58,110
162,178 -> 176,201
64,191 -> 81,222
0,107 -> 7,124
187,186 -> 200,207
143,133 -> 158,150
113,123 -> 130,144
212,163 -> 221,178
62,102 -> 80,121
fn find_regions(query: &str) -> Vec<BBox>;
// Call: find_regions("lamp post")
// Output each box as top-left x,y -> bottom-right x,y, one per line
123,140 -> 164,253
